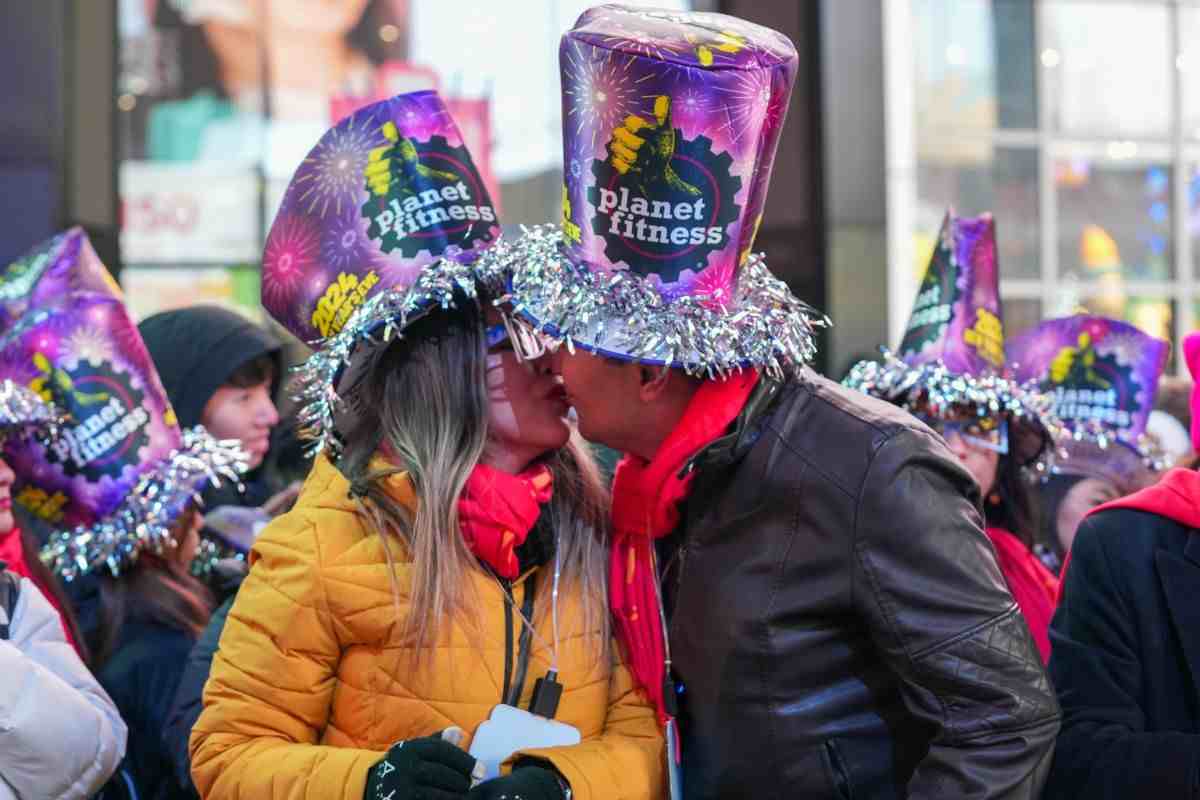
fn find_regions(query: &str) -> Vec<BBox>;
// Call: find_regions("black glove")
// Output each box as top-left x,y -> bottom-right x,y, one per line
467,766 -> 567,800
364,733 -> 478,800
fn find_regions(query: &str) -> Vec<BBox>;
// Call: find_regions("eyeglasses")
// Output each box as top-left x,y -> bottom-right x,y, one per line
920,415 -> 1010,455
490,314 -> 563,362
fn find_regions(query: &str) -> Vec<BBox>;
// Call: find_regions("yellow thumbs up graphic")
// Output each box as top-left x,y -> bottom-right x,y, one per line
363,121 -> 459,200
606,95 -> 701,197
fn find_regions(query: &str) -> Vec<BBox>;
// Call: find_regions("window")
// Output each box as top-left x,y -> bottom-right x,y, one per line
889,0 -> 1198,370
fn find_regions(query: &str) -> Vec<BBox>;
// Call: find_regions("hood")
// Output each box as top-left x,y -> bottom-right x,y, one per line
138,305 -> 282,428
1087,467 -> 1200,529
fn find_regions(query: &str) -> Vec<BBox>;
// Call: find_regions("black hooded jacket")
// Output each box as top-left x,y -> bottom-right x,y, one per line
138,305 -> 283,509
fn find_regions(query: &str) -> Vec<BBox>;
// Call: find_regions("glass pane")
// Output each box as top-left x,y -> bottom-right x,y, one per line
1184,7 -> 1200,140
916,146 -> 1039,278
1002,296 -> 1041,341
912,0 -> 1037,133
1042,2 -> 1171,138
1192,163 -> 1200,279
1055,158 -> 1173,281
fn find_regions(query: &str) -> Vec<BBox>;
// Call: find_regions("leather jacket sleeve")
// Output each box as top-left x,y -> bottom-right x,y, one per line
852,428 -> 1060,800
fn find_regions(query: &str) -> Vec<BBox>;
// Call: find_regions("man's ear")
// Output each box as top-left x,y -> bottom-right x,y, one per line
637,364 -> 672,402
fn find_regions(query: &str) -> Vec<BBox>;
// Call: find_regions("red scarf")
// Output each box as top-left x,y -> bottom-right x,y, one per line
0,527 -> 82,656
458,463 -> 554,579
609,370 -> 760,724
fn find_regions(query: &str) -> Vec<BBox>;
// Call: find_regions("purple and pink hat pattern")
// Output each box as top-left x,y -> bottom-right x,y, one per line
0,228 -> 121,333
897,212 -> 1004,376
1009,315 -> 1168,445
262,90 -> 499,344
560,4 -> 798,306
0,288 -> 182,530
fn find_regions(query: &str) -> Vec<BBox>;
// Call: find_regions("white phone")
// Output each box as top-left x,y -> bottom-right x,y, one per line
469,704 -> 582,781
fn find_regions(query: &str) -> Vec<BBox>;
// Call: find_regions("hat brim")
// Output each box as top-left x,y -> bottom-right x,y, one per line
844,350 -> 1060,470
484,225 -> 828,380
290,255 -> 493,459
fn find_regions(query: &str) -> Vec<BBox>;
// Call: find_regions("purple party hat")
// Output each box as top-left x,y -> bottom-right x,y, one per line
1009,315 -> 1169,490
0,228 -> 123,334
0,242 -> 247,580
844,211 -> 1061,469
264,90 -> 504,456
263,89 -> 499,345
487,5 -> 827,378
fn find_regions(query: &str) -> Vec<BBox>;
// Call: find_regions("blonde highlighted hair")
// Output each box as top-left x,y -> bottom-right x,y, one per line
336,294 -> 610,667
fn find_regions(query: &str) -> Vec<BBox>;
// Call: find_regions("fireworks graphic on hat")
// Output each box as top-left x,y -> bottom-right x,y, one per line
262,214 -> 320,314
291,113 -> 383,219
321,206 -> 378,274
601,23 -> 686,61
563,42 -> 645,149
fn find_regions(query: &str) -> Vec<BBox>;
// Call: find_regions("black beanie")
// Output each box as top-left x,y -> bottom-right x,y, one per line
138,305 -> 282,429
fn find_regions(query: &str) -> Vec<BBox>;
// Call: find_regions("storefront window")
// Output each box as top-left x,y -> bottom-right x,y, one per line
115,0 -> 689,319
1056,159 -> 1173,282
892,0 -> 1196,370
917,146 -> 1039,278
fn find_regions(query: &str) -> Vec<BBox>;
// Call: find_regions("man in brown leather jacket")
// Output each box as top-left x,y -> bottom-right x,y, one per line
552,357 -> 1061,800
493,7 -> 1059,798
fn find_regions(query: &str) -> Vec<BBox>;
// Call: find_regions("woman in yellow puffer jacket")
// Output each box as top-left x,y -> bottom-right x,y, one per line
189,296 -> 665,800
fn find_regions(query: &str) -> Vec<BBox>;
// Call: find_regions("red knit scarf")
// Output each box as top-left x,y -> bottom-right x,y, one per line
609,370 -> 760,724
458,462 -> 554,579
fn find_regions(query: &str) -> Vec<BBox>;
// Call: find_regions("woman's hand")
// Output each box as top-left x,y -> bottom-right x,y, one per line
364,730 -> 482,800
467,766 -> 567,800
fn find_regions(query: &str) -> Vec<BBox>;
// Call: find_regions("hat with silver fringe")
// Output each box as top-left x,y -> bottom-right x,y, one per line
488,6 -> 828,379
0,243 -> 248,580
0,380 -> 65,443
262,90 -> 500,457
844,211 -> 1062,470
1008,314 -> 1169,491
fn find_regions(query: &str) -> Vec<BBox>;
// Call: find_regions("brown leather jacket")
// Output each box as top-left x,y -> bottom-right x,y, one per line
659,372 -> 1060,800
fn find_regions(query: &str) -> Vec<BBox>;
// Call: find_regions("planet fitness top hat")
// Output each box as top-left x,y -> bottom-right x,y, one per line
263,90 -> 502,456
0,235 -> 247,580
1009,315 -> 1169,490
844,211 -> 1061,469
486,5 -> 827,378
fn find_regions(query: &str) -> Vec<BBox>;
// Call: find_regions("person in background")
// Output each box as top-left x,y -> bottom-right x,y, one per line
1044,329 -> 1200,798
138,304 -> 286,513
0,285 -> 248,800
1008,315 -> 1171,575
847,213 -> 1061,664
191,91 -> 662,800
0,381 -> 127,800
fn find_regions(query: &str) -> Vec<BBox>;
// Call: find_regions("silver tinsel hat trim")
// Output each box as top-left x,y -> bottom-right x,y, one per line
1047,418 -> 1168,492
843,349 -> 1065,473
0,380 -> 66,441
291,255 -> 491,458
482,225 -> 829,380
41,426 -> 249,581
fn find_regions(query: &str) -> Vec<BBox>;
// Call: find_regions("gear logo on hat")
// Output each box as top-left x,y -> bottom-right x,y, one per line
1010,315 -> 1167,447
361,122 -> 495,259
588,93 -> 741,284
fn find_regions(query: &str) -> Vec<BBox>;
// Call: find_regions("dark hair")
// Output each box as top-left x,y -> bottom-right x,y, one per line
91,507 -> 214,669
224,354 -> 276,390
18,528 -> 90,664
984,453 -> 1040,551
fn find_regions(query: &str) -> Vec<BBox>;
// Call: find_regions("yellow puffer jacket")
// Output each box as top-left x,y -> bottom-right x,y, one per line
190,455 -> 664,800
